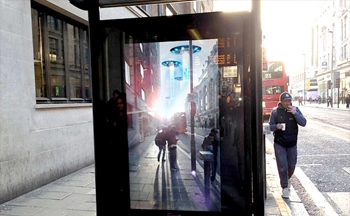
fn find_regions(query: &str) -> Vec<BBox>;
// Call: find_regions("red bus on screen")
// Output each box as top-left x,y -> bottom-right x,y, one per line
171,112 -> 187,133
262,61 -> 289,119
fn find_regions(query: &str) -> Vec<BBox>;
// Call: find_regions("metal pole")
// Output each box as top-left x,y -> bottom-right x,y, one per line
189,40 -> 196,172
204,160 -> 210,203
330,30 -> 334,108
338,87 -> 340,108
252,0 -> 264,214
342,82 -> 344,104
327,81 -> 329,104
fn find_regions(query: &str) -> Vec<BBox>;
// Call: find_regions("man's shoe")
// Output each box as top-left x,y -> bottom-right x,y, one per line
282,188 -> 289,199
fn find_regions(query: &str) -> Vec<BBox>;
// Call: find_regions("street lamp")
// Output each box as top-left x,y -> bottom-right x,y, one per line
328,29 -> 334,108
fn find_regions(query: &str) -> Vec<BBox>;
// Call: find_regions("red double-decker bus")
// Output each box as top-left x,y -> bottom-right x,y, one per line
171,112 -> 187,133
262,61 -> 289,119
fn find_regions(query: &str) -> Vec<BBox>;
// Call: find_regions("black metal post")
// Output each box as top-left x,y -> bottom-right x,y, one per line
87,0 -> 130,214
86,1 -> 108,214
329,30 -> 334,108
189,40 -> 196,172
251,0 -> 265,214
204,160 -> 211,203
199,150 -> 213,205
327,81 -> 329,104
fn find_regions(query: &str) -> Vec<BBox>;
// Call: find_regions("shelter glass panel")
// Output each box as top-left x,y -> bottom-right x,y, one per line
100,11 -> 253,215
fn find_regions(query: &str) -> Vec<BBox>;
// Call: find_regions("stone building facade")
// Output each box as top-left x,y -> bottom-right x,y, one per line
0,0 -> 213,204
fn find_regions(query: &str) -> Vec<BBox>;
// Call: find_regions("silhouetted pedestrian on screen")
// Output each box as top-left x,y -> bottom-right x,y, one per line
155,126 -> 167,162
166,125 -> 179,171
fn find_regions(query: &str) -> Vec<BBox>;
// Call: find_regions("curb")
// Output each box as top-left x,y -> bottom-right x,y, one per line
266,154 -> 292,216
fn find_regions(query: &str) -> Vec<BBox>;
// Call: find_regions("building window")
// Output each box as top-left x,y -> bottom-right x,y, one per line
341,15 -> 347,41
141,89 -> 145,101
204,86 -> 208,111
31,4 -> 91,103
125,61 -> 131,85
140,64 -> 144,78
344,44 -> 348,60
127,104 -> 133,129
344,15 -> 347,40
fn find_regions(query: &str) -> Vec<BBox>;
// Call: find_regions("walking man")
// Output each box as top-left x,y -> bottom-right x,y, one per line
345,94 -> 350,108
166,125 -> 179,171
269,92 -> 307,199
155,126 -> 167,162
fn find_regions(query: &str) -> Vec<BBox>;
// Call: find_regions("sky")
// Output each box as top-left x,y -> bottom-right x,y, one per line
154,0 -> 319,117
157,39 -> 218,117
213,0 -> 317,75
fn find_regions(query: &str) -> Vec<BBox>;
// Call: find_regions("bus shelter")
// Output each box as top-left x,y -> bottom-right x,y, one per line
70,0 -> 264,215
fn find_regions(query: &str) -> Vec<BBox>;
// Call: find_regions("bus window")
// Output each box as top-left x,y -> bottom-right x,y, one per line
262,61 -> 288,118
171,112 -> 187,133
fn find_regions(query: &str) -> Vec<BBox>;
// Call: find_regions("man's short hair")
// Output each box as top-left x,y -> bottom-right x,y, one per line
210,128 -> 218,134
113,89 -> 120,96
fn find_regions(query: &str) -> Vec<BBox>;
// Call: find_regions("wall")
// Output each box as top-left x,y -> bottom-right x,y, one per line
0,0 -> 95,204
0,0 -> 214,204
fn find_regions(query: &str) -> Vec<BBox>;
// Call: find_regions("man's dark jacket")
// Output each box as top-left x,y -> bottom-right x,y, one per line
269,103 -> 307,147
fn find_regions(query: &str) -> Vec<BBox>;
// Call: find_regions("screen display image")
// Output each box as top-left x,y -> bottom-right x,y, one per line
100,11 -> 255,215
125,39 -> 222,212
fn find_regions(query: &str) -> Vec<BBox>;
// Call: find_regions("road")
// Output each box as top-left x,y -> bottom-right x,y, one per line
177,128 -> 214,169
265,105 -> 350,216
178,104 -> 349,215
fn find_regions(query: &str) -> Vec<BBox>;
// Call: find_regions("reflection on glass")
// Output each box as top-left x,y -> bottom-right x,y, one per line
98,9 -> 255,213
121,36 -> 245,212
101,21 -> 248,215
125,40 -> 225,211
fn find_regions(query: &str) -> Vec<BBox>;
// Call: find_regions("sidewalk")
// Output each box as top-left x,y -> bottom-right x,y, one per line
298,101 -> 350,110
0,135 -> 304,216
